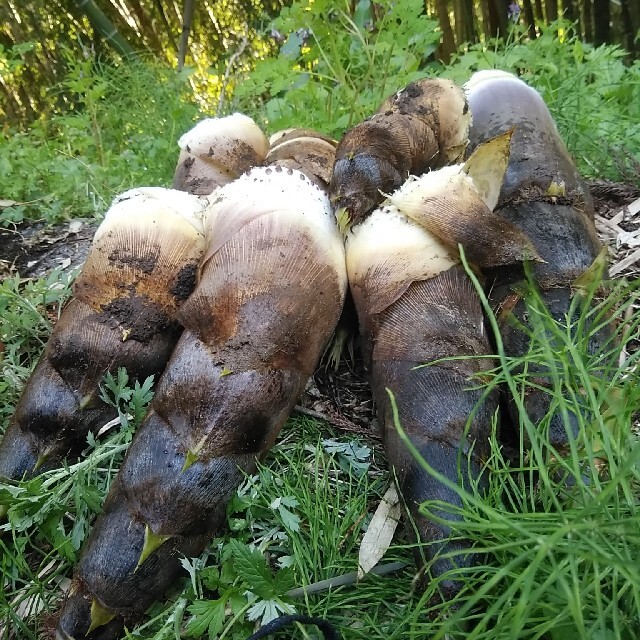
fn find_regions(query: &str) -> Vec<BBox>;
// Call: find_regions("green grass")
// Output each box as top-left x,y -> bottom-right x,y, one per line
0,57 -> 198,228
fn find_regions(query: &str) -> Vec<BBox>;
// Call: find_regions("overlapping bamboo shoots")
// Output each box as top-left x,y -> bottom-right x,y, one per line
266,128 -> 337,188
465,71 -> 609,450
329,78 -> 471,225
173,113 -> 270,194
56,149 -> 347,639
346,139 -> 523,595
332,77 -> 537,593
0,189 -> 207,480
0,115 -> 269,482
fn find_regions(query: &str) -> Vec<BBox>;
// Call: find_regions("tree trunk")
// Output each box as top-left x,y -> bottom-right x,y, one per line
178,0 -> 195,70
546,0 -> 559,22
462,0 -> 477,43
619,0 -> 636,54
582,0 -> 593,41
522,0 -> 537,38
593,0 -> 610,45
128,0 -> 166,56
434,0 -> 456,62
479,0 -> 493,38
153,0 -> 180,52
534,0 -> 545,22
493,0 -> 509,35
72,0 -> 137,59
0,78 -> 19,122
563,0 -> 582,37
629,0 -> 640,45
454,0 -> 475,44
486,0 -> 502,36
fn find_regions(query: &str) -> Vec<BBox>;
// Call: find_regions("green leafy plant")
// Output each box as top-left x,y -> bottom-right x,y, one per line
0,57 -> 199,227
99,367 -> 155,432
234,0 -> 442,136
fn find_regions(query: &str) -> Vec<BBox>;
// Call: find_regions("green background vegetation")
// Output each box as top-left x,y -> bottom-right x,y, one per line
1,0 -> 638,228
1,0 -> 639,638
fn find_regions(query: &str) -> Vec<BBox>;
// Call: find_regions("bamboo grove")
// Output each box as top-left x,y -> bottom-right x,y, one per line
1,0 -> 638,127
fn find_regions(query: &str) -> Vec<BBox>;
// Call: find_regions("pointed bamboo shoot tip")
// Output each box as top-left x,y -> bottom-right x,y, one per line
546,180 -> 566,198
79,393 -> 93,410
181,449 -> 199,472
33,453 -> 48,472
136,524 -> 173,569
87,599 -> 116,634
572,246 -> 608,293
335,207 -> 352,235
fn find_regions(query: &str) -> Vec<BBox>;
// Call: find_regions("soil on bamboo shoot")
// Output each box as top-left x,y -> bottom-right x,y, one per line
57,160 -> 347,639
0,189 -> 207,481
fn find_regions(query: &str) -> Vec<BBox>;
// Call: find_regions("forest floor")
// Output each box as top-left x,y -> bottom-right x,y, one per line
1,179 -> 639,638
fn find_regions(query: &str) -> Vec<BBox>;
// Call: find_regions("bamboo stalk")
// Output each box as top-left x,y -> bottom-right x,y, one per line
177,0 -> 195,70
71,0 -> 137,59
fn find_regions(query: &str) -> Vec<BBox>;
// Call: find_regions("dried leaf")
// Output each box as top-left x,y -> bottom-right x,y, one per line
628,196 -> 640,217
68,219 -> 83,233
358,484 -> 401,579
616,229 -> 640,249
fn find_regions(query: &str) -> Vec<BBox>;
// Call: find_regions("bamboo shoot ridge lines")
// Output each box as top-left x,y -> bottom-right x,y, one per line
57,153 -> 347,638
0,114 -> 271,484
265,129 -> 338,189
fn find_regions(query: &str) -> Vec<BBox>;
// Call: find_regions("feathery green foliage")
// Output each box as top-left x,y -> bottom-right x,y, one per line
0,58 -> 198,227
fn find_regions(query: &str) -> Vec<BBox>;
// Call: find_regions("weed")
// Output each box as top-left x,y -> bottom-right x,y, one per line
0,57 -> 199,227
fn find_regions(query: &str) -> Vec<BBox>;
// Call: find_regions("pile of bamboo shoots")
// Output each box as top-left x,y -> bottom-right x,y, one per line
464,70 -> 610,450
0,73 -> 611,639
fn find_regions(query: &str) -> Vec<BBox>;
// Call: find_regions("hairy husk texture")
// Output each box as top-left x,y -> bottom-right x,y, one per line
347,197 -> 497,597
56,166 -> 347,639
0,189 -> 207,481
172,113 -> 270,195
465,71 -> 611,450
330,78 -> 471,225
